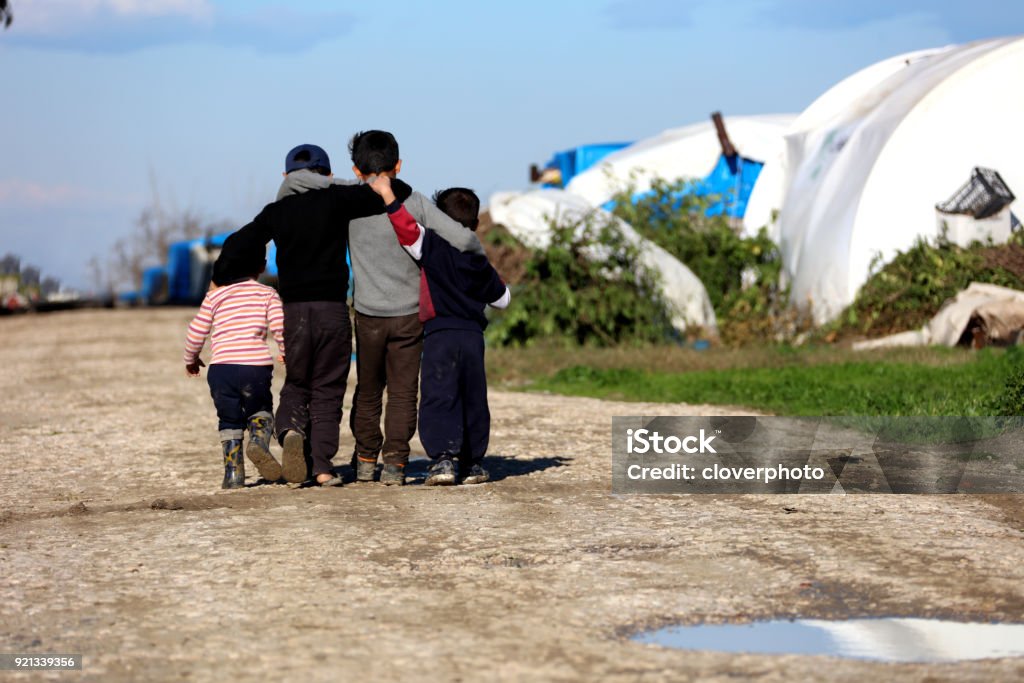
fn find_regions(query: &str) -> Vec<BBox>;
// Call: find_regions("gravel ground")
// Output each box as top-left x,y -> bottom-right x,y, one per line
1,309 -> 1022,682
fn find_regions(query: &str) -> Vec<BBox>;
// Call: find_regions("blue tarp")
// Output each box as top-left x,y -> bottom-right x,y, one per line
700,154 -> 764,218
166,239 -> 199,303
266,240 -> 278,276
543,142 -> 632,188
167,232 -> 232,304
140,265 -> 167,304
602,154 -> 764,219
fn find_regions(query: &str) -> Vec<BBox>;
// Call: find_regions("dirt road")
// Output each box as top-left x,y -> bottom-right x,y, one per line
1,309 -> 1022,682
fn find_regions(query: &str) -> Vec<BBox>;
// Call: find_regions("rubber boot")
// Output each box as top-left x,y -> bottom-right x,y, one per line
221,438 -> 246,489
246,413 -> 282,482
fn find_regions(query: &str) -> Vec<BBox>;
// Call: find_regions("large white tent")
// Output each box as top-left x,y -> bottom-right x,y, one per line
489,189 -> 718,334
742,48 -> 947,237
564,114 -> 795,208
768,36 -> 1024,323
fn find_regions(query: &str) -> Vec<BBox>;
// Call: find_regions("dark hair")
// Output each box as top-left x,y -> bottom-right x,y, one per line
433,187 -> 480,231
288,149 -> 330,176
213,243 -> 267,285
349,130 -> 400,175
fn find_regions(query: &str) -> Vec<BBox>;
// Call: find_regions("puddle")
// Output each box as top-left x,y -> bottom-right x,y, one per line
635,618 -> 1024,663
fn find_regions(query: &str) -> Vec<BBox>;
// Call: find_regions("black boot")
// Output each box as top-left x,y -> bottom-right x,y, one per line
246,413 -> 282,482
221,439 -> 246,489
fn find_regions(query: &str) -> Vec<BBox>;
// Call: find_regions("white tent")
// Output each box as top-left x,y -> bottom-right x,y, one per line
489,189 -> 718,334
742,48 -> 947,236
771,36 -> 1024,323
564,114 -> 796,209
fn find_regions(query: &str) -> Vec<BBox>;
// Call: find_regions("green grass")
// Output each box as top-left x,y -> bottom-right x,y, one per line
518,347 -> 1013,416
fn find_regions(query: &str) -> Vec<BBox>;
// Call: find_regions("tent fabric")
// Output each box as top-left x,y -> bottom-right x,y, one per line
166,232 -> 233,304
853,282 -> 1024,350
543,143 -> 633,188
488,188 -> 718,334
771,36 -> 1024,324
696,154 -> 764,219
743,48 -> 947,237
140,265 -> 167,305
565,115 -> 795,210
606,153 -> 766,220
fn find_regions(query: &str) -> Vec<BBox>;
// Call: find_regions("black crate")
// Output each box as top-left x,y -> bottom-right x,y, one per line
936,167 -> 1016,219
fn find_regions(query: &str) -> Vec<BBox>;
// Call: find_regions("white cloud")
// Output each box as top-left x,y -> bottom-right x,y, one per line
0,178 -> 138,207
104,0 -> 212,17
5,1 -> 356,53
13,0 -> 213,35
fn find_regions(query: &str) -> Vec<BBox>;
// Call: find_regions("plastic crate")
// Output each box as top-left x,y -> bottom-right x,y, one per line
936,167 -> 1016,219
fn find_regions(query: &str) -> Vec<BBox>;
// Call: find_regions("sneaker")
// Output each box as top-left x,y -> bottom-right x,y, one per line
380,463 -> 405,486
355,456 -> 377,482
461,464 -> 490,485
424,458 -> 457,486
280,430 -> 308,483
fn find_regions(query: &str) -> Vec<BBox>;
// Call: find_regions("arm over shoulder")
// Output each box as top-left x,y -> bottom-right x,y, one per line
212,204 -> 275,285
328,179 -> 413,220
405,193 -> 485,256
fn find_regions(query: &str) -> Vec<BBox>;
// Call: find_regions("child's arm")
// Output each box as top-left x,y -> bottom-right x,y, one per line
369,176 -> 426,258
489,285 -> 511,310
369,176 -> 510,308
267,290 -> 285,362
385,203 -> 509,310
404,194 -> 485,256
183,295 -> 214,376
463,254 -> 510,308
212,205 -> 275,286
328,178 -> 412,222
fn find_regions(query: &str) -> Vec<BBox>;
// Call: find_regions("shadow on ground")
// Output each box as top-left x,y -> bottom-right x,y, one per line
334,454 -> 573,484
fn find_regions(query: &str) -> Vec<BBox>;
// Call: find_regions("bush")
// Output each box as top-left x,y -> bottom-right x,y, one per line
826,234 -> 1024,340
993,346 -> 1024,415
485,214 -> 675,347
609,177 -> 803,345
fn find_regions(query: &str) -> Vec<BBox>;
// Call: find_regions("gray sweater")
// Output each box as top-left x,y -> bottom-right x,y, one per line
277,171 -> 484,317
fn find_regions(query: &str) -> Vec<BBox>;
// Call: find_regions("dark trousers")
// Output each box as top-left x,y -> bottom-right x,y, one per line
418,328 -> 489,464
276,301 -> 352,477
207,364 -> 273,441
350,312 -> 423,466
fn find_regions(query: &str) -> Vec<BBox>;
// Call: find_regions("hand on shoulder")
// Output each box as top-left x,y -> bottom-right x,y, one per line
367,175 -> 397,205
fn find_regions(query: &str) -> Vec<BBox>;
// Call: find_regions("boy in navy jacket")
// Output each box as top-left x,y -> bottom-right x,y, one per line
369,177 -> 510,485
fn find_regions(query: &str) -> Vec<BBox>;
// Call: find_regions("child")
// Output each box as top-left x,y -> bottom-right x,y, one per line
211,146 -> 411,486
369,177 -> 510,485
184,242 -> 285,489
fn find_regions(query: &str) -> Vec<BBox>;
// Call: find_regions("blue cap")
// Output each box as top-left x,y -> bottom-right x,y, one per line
285,144 -> 331,174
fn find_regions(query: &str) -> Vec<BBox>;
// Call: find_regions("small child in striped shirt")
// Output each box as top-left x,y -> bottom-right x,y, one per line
183,244 -> 285,489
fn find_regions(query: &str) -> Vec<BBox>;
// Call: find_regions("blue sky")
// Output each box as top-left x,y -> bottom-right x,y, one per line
1,0 -> 1022,289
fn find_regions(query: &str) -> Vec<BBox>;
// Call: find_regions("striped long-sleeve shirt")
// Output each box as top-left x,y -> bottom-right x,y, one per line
183,280 -> 285,366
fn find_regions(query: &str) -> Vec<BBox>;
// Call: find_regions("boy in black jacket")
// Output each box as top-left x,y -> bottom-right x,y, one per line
213,145 -> 412,486
368,177 -> 510,485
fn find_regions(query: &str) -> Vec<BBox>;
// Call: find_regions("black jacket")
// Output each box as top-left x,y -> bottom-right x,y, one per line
213,180 -> 412,303
421,230 -> 507,335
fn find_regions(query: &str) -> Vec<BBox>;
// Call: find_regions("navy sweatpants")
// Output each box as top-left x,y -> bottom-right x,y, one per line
418,328 -> 489,464
207,364 -> 274,441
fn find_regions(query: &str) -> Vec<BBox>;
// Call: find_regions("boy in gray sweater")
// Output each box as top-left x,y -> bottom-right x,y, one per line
277,132 -> 484,485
